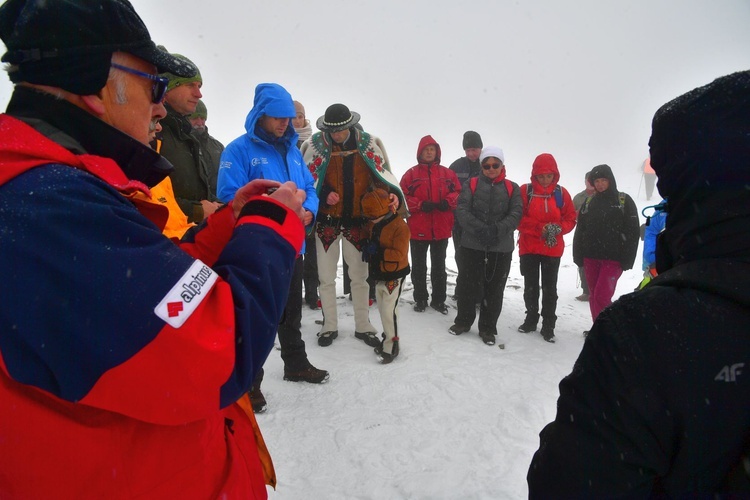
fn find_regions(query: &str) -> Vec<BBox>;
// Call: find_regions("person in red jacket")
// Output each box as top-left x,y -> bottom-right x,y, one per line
400,135 -> 461,314
0,1 -> 305,498
516,153 -> 577,342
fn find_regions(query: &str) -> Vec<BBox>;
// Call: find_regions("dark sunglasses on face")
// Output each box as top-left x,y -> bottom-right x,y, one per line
482,162 -> 503,170
110,63 -> 169,103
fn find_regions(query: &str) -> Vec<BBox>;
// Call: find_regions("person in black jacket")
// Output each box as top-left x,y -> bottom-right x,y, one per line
572,164 -> 640,325
528,70 -> 750,497
449,131 -> 483,305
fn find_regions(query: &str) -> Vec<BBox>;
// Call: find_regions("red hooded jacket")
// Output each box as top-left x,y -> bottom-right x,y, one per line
517,153 -> 577,257
399,135 -> 461,241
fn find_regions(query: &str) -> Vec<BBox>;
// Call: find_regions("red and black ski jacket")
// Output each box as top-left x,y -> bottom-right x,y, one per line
0,89 -> 302,499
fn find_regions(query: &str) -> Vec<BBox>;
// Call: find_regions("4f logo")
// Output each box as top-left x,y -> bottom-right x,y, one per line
715,363 -> 744,382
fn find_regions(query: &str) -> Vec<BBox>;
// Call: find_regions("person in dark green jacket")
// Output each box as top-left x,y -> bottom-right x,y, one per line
159,53 -> 221,222
189,98 -> 224,187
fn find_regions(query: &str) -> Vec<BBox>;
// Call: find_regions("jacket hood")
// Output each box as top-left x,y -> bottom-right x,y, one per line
588,164 -> 618,198
530,153 -> 560,190
416,135 -> 441,164
243,83 -> 298,145
648,71 -> 750,270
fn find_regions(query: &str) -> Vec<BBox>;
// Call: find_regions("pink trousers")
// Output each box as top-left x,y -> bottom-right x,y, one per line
583,258 -> 623,322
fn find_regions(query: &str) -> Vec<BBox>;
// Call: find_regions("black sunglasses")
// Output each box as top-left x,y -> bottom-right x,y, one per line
110,63 -> 169,103
482,162 -> 503,170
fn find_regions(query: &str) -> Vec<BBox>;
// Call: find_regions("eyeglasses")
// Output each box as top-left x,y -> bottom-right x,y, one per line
110,63 -> 169,104
482,162 -> 503,170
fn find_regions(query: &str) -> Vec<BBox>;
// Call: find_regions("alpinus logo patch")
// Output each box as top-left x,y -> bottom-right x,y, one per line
154,260 -> 218,328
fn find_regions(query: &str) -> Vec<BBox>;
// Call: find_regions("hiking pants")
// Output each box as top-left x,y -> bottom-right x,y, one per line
584,257 -> 623,322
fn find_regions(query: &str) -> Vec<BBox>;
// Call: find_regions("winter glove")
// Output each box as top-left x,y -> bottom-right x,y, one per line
421,200 -> 436,213
541,223 -> 562,248
361,239 -> 379,262
437,199 -> 450,211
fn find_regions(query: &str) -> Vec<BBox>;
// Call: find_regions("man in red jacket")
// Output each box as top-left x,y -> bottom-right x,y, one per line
0,1 -> 305,498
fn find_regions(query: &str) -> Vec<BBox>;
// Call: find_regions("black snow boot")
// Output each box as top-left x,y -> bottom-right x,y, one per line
540,325 -> 556,343
518,313 -> 539,333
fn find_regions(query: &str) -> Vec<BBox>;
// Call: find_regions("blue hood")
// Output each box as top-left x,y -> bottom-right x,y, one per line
243,83 -> 298,144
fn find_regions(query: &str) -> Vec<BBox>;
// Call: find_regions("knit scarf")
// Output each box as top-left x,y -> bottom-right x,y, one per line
295,119 -> 312,143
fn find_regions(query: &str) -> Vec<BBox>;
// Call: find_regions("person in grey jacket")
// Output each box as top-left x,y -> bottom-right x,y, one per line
449,146 -> 523,345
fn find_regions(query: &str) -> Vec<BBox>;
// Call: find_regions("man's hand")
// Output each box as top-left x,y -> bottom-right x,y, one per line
326,191 -> 340,206
201,200 -> 222,219
268,181 -> 307,222
303,210 -> 314,226
389,193 -> 400,211
232,179 -> 281,219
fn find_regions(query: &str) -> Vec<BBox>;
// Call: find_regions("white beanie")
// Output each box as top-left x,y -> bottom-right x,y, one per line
480,146 -> 505,164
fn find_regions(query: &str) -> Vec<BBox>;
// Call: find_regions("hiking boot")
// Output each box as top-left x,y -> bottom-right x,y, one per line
430,302 -> 449,315
541,325 -> 555,343
575,293 -> 589,302
317,330 -> 338,347
479,331 -> 496,346
355,331 -> 381,347
248,386 -> 267,414
517,321 -> 537,333
449,324 -> 471,336
284,365 -> 330,384
413,300 -> 427,312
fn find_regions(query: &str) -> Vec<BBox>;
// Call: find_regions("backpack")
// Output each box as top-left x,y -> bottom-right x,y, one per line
469,176 -> 513,198
524,183 -> 563,213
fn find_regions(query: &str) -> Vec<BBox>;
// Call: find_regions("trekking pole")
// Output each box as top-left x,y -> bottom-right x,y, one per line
637,172 -> 644,199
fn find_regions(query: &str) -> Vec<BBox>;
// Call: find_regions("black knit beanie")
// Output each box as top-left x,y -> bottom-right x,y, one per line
462,131 -> 483,150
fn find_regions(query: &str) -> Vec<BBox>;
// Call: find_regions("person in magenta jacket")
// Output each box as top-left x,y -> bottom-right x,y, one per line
399,135 -> 461,314
516,153 -> 577,342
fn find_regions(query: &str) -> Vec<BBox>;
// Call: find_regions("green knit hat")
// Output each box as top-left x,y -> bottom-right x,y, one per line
157,47 -> 202,91
189,99 -> 208,120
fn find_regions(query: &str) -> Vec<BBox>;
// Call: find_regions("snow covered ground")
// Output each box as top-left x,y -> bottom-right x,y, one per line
258,176 -> 653,499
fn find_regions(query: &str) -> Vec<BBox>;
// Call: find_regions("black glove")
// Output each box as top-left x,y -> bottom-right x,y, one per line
421,201 -> 436,213
437,199 -> 450,211
361,240 -> 379,262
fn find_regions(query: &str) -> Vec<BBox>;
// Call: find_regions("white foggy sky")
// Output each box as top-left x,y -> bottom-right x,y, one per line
1,0 -> 749,191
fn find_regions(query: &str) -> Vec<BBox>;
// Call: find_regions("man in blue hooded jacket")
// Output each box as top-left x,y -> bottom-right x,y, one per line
218,83 -> 328,412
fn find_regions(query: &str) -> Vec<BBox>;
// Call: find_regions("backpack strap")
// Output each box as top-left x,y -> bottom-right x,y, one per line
470,176 -> 513,198
554,185 -> 564,209
524,183 -> 562,212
